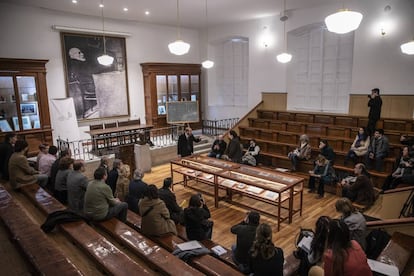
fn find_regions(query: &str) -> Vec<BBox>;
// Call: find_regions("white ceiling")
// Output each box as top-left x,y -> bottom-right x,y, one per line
0,0 -> 335,29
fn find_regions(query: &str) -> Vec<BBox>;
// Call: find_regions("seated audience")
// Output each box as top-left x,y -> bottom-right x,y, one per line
127,169 -> 148,214
230,211 -> 260,273
344,127 -> 370,165
308,155 -> 335,199
0,132 -> 17,180
318,140 -> 335,164
67,159 -> 88,214
382,146 -> 412,191
54,157 -> 74,204
36,143 -> 49,169
294,216 -> 331,276
184,193 -> 213,240
139,184 -> 177,236
49,149 -> 71,194
38,145 -> 58,176
242,139 -> 260,166
158,177 -> 184,224
208,134 -> 227,159
115,164 -> 130,202
84,167 -> 128,222
288,134 -> 312,171
223,130 -> 243,163
249,223 -> 284,276
400,135 -> 414,153
365,129 -> 389,172
323,219 -> 372,276
335,198 -> 367,250
107,158 -> 122,196
8,140 -> 48,189
340,163 -> 375,206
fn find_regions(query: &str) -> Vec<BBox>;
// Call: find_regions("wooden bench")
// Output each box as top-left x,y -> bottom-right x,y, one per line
126,210 -> 243,276
175,223 -> 237,269
20,184 -> 152,276
0,185 -> 83,276
97,218 -> 203,276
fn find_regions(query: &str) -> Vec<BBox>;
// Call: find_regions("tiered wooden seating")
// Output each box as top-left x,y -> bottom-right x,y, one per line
97,218 -> 203,276
20,184 -> 152,276
0,185 -> 83,276
238,110 -> 414,188
126,210 -> 243,276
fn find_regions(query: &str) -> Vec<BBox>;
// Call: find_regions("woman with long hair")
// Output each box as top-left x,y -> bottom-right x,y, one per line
345,127 -> 370,165
184,193 -> 213,240
295,216 -> 331,276
308,155 -> 335,199
323,219 -> 371,276
249,223 -> 284,275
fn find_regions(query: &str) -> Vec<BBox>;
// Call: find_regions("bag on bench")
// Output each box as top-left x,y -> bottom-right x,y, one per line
365,229 -> 391,259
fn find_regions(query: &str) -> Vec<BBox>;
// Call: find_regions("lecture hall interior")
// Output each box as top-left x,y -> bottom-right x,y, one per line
0,0 -> 414,275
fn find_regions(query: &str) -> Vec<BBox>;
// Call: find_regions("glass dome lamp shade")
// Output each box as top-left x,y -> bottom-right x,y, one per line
202,59 -> 214,69
168,40 -> 191,55
276,52 -> 292,63
400,40 -> 414,55
97,54 -> 114,66
325,10 -> 363,34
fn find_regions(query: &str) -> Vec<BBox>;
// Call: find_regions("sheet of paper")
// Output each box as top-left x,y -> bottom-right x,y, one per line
211,245 -> 227,256
367,259 -> 399,276
176,241 -> 203,251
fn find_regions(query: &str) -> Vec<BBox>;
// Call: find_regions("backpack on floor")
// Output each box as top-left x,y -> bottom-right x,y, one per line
365,229 -> 391,259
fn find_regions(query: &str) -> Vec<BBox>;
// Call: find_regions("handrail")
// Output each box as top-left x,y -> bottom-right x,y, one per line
367,217 -> 414,228
384,186 -> 414,195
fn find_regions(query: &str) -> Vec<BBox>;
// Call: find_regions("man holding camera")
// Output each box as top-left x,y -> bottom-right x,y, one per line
367,88 -> 382,136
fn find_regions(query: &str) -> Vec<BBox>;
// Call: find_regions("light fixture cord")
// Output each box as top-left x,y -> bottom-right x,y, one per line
283,0 -> 287,51
176,0 -> 181,39
205,0 -> 209,53
101,0 -> 107,54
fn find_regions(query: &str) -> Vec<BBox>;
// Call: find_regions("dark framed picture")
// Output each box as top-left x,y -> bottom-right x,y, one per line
20,103 -> 37,115
61,32 -> 130,120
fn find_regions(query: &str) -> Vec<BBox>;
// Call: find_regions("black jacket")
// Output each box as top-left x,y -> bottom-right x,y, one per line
368,96 -> 382,121
41,210 -> 88,233
106,168 -> 118,195
177,134 -> 201,157
226,137 -> 243,163
0,142 -> 13,180
249,246 -> 284,276
184,205 -> 211,240
158,187 -> 183,223
211,139 -> 227,155
127,179 -> 148,214
320,146 -> 335,163
231,221 -> 258,264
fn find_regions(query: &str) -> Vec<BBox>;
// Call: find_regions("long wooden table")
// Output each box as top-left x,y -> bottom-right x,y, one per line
171,155 -> 304,231
86,124 -> 153,150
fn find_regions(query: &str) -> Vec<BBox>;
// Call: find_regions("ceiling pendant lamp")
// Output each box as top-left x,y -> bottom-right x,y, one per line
168,0 -> 190,55
276,0 -> 292,63
400,39 -> 414,55
325,4 -> 363,34
97,0 -> 114,66
202,0 -> 214,69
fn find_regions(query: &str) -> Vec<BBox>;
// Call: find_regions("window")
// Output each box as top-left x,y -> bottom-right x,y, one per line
287,23 -> 354,113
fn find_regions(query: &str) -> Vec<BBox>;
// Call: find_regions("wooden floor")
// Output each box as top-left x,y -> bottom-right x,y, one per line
0,162 -> 384,275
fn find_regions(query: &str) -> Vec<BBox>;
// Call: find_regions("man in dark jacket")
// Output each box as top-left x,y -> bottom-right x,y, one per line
0,132 -> 17,180
367,88 -> 382,136
177,127 -> 201,157
208,135 -> 227,159
106,159 -> 122,196
159,177 -> 184,224
231,211 -> 260,273
366,129 -> 389,172
184,194 -> 212,240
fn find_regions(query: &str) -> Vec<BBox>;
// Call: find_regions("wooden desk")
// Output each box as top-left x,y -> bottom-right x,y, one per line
86,124 -> 153,150
171,156 -> 304,230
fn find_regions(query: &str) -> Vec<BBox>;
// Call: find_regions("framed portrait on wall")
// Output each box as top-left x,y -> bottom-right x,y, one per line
61,32 -> 130,121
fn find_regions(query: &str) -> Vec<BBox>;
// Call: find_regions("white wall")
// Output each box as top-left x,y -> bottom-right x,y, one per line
0,3 -> 200,141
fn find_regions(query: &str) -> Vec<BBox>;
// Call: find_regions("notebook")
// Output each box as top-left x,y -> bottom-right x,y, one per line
297,236 -> 313,254
176,241 -> 203,251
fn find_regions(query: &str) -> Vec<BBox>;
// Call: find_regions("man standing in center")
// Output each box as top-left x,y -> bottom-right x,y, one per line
177,127 -> 201,157
84,167 -> 128,222
367,88 -> 382,136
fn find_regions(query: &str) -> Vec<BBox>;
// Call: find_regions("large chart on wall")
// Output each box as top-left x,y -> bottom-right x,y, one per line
166,101 -> 199,124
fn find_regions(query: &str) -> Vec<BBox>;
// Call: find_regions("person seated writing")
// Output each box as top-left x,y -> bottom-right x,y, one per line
308,155 -> 335,199
288,134 -> 311,171
242,139 -> 260,166
382,146 -> 412,191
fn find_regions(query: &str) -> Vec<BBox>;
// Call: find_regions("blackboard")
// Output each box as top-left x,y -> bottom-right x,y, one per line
166,101 -> 199,124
